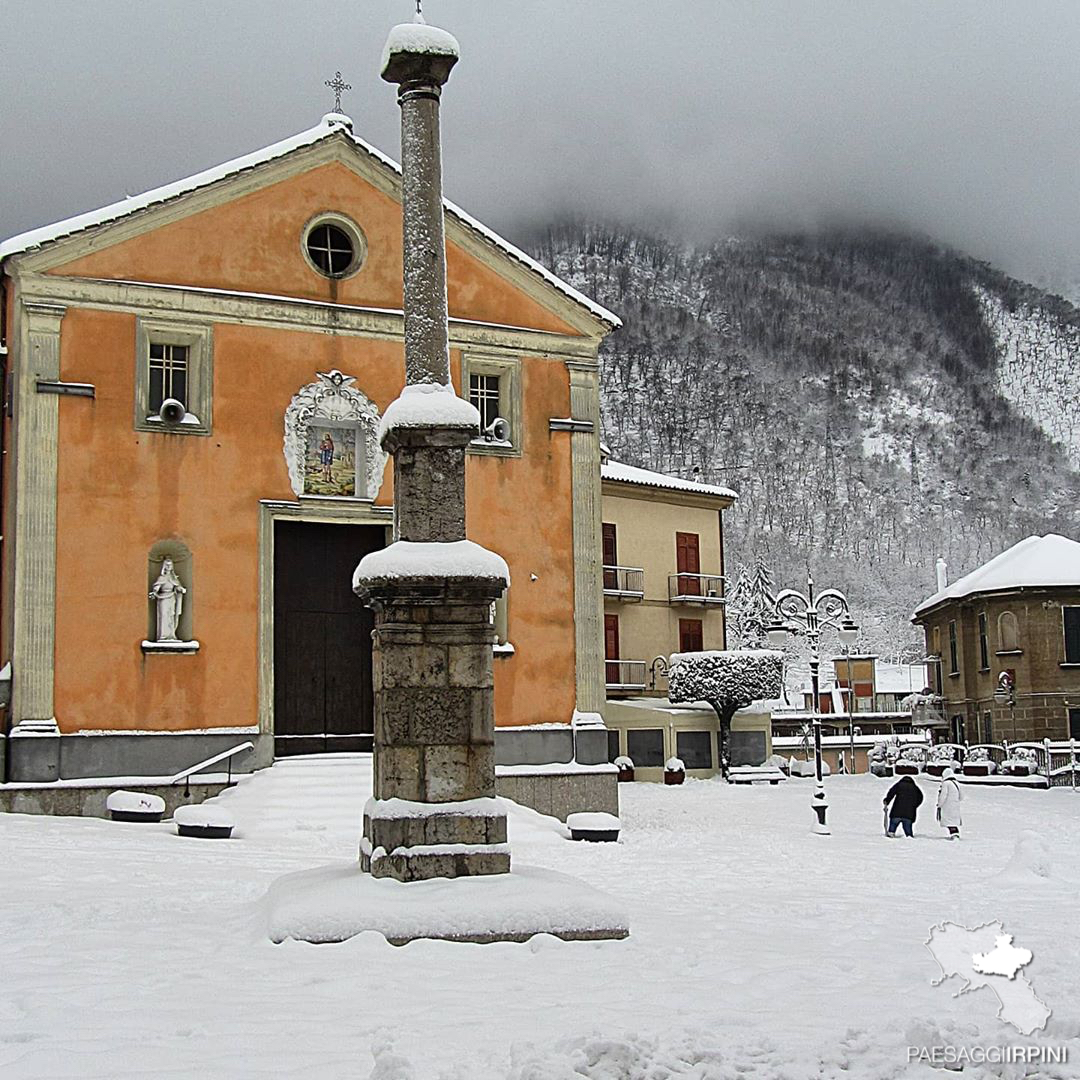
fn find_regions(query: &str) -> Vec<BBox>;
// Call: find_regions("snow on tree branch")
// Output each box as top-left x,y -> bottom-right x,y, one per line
668,650 -> 784,711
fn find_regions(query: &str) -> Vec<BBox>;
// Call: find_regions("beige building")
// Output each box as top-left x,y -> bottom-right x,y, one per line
598,456 -> 772,778
600,457 -> 732,695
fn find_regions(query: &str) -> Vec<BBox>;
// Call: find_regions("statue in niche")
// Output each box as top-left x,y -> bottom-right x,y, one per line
149,558 -> 186,642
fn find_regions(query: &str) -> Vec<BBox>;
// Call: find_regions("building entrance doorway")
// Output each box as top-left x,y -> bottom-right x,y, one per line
273,521 -> 384,756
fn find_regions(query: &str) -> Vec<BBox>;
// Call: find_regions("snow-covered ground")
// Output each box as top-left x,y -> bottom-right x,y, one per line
1,756 -> 1077,1079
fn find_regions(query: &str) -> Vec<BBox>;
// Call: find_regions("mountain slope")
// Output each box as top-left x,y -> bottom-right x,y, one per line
527,225 -> 1080,657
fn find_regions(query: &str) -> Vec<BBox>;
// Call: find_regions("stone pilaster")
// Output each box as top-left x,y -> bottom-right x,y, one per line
567,360 -> 606,713
11,300 -> 66,735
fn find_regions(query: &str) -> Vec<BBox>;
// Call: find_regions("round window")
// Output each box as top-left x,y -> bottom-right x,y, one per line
302,215 -> 366,279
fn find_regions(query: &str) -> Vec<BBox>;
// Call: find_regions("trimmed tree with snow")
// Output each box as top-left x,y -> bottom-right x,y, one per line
668,650 -> 784,779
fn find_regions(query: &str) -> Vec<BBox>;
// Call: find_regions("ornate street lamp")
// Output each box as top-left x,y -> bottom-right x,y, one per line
766,572 -> 859,834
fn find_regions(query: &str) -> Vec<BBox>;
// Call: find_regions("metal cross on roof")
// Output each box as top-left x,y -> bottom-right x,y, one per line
324,71 -> 351,113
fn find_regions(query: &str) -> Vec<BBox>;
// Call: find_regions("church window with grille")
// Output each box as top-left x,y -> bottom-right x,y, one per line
469,373 -> 501,430
461,353 -> 520,456
301,214 -> 366,280
134,317 -> 213,436
306,223 -> 354,276
148,343 -> 188,414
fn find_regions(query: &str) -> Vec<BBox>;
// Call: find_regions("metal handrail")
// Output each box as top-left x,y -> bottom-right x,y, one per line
170,740 -> 254,794
668,573 -> 726,602
605,659 -> 648,690
603,565 -> 645,598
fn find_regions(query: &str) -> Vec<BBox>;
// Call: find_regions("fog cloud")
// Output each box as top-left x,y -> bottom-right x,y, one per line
2,1 -> 1078,286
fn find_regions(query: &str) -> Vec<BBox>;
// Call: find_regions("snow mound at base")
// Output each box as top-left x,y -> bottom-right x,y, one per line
566,812 -> 620,832
996,829 -> 1053,882
106,790 -> 165,814
788,758 -> 831,778
261,862 -> 629,945
174,803 -> 235,829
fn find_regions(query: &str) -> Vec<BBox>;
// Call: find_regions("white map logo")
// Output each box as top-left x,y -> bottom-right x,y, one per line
926,921 -> 1050,1035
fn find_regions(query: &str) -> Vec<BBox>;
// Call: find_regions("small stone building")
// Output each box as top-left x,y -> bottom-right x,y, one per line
912,534 -> 1080,744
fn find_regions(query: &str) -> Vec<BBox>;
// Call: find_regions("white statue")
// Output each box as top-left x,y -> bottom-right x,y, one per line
149,558 -> 186,642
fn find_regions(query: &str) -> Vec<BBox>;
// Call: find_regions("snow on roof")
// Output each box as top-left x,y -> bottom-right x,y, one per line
914,534 -> 1080,615
0,115 -> 620,331
601,460 -> 737,501
610,697 -> 713,716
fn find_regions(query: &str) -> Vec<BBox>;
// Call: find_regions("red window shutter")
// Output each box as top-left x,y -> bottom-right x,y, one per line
679,619 -> 703,653
602,523 -> 618,591
676,532 -> 701,595
604,613 -> 621,685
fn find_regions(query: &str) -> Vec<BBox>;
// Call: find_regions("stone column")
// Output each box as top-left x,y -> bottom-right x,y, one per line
393,47 -> 453,389
8,299 -> 66,781
354,19 -> 509,882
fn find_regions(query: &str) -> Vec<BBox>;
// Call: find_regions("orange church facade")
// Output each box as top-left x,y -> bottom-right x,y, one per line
0,115 -> 617,782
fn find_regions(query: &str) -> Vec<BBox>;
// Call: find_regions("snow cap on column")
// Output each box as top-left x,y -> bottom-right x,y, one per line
381,14 -> 460,84
378,383 -> 480,443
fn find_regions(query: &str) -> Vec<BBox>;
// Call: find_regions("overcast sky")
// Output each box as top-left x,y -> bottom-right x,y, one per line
2,1 -> 1079,286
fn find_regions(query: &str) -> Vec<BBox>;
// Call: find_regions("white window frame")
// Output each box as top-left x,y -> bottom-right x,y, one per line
135,317 -> 213,436
1064,605 -> 1080,665
461,352 -> 521,458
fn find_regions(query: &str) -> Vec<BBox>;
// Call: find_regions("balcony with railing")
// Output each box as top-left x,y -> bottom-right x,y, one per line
605,659 -> 648,692
668,573 -> 726,605
603,564 -> 645,601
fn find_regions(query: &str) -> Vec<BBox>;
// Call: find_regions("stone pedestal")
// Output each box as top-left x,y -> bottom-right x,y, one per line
8,720 -> 61,782
356,573 -> 509,881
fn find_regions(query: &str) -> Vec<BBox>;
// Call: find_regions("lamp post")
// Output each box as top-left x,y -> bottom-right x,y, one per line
767,571 -> 859,834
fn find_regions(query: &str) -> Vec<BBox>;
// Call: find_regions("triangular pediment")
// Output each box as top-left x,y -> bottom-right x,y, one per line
4,124 -> 616,338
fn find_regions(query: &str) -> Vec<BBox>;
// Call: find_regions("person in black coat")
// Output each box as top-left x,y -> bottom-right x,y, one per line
883,775 -> 923,837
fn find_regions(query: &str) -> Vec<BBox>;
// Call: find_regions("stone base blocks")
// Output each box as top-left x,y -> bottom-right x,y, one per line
354,570 -> 510,882
360,795 -> 510,881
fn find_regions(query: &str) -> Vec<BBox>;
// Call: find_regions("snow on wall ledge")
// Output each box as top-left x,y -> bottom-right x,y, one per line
378,383 -> 480,443
364,796 -> 504,821
353,540 -> 509,588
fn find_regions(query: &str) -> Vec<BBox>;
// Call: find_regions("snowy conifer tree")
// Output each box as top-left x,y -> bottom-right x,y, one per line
668,650 -> 783,778
726,555 -> 776,648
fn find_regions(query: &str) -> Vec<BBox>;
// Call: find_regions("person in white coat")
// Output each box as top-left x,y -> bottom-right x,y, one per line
937,767 -> 963,839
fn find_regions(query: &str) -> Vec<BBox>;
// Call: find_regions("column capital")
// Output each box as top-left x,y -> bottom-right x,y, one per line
381,22 -> 460,88
21,300 -> 66,329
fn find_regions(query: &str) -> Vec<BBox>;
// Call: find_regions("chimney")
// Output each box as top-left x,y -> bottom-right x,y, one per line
936,557 -> 948,591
